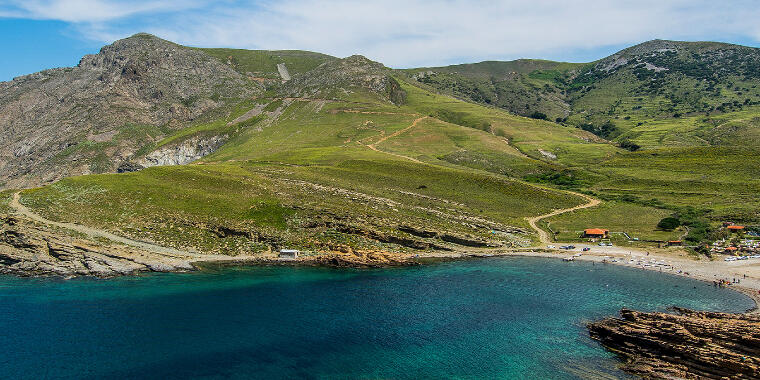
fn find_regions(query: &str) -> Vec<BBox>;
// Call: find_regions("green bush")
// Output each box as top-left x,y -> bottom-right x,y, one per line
529,111 -> 548,120
619,139 -> 641,152
657,216 -> 680,231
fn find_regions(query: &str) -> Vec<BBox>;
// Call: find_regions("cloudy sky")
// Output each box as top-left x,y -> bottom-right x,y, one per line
1,0 -> 760,81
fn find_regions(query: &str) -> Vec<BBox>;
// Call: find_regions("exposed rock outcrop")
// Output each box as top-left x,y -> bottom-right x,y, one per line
308,250 -> 416,268
139,135 -> 227,167
0,33 -> 260,188
0,214 -> 197,277
588,308 -> 760,379
0,212 -> 421,276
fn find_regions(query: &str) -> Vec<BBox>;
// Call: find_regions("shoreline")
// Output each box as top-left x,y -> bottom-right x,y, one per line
183,246 -> 760,314
14,187 -> 757,312
408,248 -> 760,314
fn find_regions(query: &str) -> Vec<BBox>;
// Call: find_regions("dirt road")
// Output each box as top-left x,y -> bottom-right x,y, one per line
525,191 -> 601,245
366,116 -> 428,163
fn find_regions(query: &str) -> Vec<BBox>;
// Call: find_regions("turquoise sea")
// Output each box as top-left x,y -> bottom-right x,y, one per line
0,257 -> 753,379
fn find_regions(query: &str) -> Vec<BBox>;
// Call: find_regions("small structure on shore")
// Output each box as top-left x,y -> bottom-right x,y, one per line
583,228 -> 609,239
667,240 -> 683,247
278,249 -> 300,259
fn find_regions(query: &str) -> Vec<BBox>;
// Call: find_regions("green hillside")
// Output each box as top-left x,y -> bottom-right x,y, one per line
20,54 -> 603,255
8,35 -> 760,260
406,40 -> 760,151
199,48 -> 335,79
405,59 -> 584,120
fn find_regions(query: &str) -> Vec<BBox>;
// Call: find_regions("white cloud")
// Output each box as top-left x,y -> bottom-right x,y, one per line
2,0 -> 760,66
0,0 -> 202,22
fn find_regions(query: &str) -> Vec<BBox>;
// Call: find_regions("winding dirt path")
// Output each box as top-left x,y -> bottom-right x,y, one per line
368,116 -> 427,148
366,116 -> 428,163
10,192 -> 199,258
525,191 -> 601,245
359,113 -> 601,244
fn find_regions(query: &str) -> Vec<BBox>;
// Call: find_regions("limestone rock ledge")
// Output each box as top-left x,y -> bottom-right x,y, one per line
588,307 -> 760,379
0,214 -> 195,277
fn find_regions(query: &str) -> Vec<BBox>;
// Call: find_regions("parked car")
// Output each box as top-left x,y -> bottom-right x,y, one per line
582,247 -> 591,251
724,257 -> 737,262
547,245 -> 556,249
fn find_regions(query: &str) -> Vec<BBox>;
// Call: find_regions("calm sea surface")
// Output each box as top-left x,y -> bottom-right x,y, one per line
0,257 -> 753,379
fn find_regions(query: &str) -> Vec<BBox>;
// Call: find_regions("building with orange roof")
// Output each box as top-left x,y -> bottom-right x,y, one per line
583,228 -> 609,239
727,225 -> 745,233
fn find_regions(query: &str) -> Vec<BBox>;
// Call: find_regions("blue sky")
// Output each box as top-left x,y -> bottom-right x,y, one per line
2,0 -> 760,81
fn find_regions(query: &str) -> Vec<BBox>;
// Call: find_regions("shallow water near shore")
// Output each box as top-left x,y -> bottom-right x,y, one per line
0,257 -> 753,379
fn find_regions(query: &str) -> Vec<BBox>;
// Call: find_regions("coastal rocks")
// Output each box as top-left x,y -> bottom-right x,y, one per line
0,214 -> 193,277
398,225 -> 495,247
309,250 -> 416,268
588,307 -> 760,379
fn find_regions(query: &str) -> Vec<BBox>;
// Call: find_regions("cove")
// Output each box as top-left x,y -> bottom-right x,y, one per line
0,257 -> 753,379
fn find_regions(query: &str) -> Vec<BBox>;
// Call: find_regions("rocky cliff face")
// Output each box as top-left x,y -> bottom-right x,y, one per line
588,307 -> 760,379
0,33 -> 260,189
138,135 -> 227,167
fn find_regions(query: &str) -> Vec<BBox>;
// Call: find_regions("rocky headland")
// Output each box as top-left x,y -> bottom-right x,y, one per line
0,211 -> 416,277
588,307 -> 760,379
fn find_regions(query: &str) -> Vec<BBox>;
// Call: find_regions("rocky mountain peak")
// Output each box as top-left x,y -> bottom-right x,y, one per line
618,39 -> 681,56
0,33 -> 261,189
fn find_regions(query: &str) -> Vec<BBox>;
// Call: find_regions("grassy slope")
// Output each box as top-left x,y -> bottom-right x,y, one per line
198,48 -> 335,78
593,147 -> 760,219
22,76 -> 597,254
546,201 -> 682,244
394,79 -> 760,232
0,190 -> 12,213
404,60 -> 585,120
609,106 -> 760,149
394,80 -> 620,167
17,42 -> 760,254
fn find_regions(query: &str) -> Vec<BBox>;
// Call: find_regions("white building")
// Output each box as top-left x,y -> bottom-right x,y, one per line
278,249 -> 299,259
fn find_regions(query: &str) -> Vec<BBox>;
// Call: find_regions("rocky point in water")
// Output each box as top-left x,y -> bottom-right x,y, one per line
588,307 -> 760,379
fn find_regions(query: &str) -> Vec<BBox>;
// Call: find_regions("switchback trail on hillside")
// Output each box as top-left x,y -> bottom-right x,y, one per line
366,116 -> 428,163
10,192 -> 199,258
359,114 -> 602,245
526,191 -> 601,245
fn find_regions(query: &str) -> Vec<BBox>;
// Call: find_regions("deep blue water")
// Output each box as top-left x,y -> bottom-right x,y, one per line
0,257 -> 753,379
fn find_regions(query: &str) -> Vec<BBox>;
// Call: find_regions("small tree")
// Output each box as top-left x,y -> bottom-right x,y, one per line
619,139 -> 641,152
529,111 -> 548,120
657,217 -> 680,231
